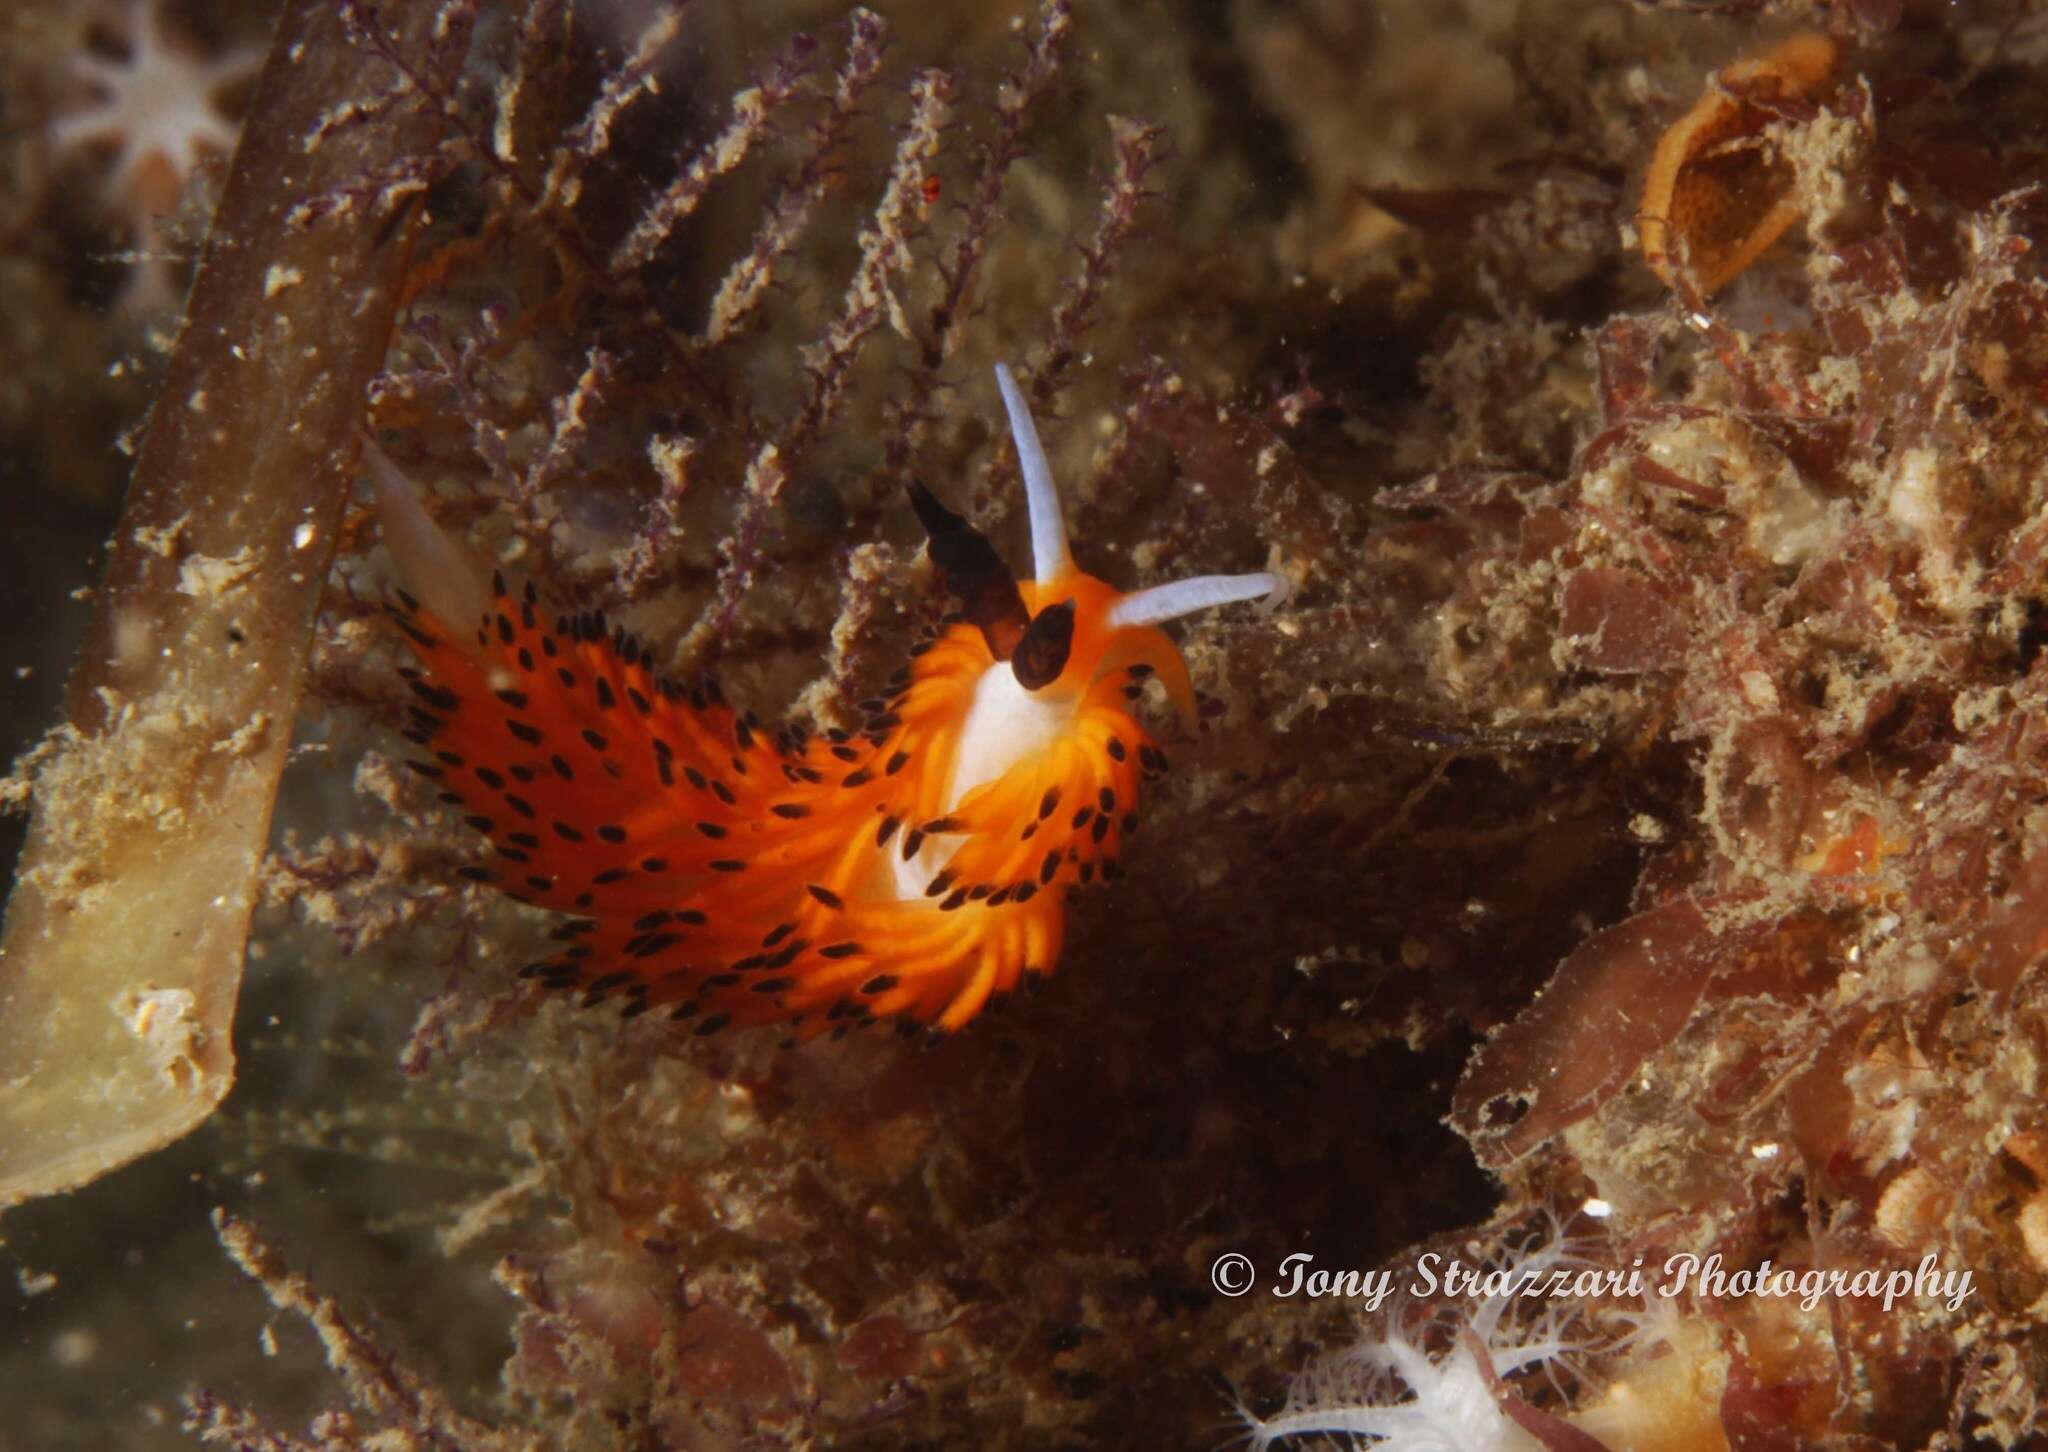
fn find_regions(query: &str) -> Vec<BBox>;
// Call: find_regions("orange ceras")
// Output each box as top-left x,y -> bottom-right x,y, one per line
1638,31 -> 1841,296
367,364 -> 1284,1043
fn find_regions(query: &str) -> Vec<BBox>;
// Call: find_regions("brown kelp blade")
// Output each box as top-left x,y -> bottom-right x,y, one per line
0,0 -> 440,1206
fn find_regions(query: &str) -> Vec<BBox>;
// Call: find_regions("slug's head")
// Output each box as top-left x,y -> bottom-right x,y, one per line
913,363 -> 1284,721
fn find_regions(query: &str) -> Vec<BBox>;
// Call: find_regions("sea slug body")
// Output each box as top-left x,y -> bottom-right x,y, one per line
372,363 -> 1282,1040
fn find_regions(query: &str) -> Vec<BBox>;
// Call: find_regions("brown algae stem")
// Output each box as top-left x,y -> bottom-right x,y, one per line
0,0 -> 440,1206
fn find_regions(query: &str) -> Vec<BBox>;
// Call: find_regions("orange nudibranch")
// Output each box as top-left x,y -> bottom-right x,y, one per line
371,365 -> 1283,1040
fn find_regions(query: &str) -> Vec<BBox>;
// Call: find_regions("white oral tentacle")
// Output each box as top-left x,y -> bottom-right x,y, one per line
1106,571 -> 1288,627
994,361 -> 1073,586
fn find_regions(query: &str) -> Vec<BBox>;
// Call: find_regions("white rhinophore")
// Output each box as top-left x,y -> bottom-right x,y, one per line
994,362 -> 1285,622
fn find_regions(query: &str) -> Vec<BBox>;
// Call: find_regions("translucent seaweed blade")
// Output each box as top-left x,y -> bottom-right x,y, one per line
994,362 -> 1072,585
1106,571 -> 1285,628
0,0 -> 445,1209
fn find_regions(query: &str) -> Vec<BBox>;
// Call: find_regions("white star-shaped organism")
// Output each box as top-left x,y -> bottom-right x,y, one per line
49,0 -> 263,312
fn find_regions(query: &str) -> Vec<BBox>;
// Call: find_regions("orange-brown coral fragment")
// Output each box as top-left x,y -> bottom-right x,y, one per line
0,0 -> 443,1207
1639,32 -> 1840,295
